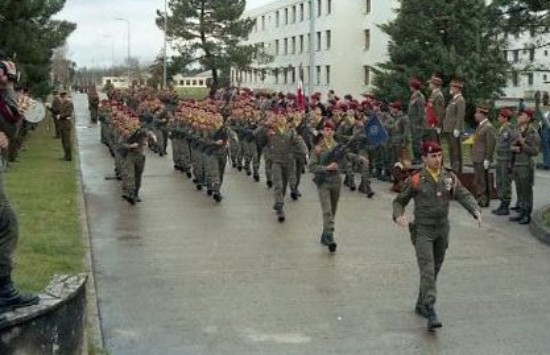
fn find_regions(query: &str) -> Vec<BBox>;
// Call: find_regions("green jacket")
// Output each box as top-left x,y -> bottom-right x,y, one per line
393,167 -> 479,225
513,124 -> 541,166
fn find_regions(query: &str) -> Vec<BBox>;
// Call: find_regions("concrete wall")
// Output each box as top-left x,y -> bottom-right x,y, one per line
0,274 -> 87,355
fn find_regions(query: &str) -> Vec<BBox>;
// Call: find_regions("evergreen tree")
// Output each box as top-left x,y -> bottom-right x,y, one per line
373,0 -> 510,114
0,0 -> 76,97
156,0 -> 257,97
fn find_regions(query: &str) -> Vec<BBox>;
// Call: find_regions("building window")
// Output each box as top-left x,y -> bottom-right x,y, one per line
305,66 -> 310,84
317,0 -> 322,17
316,31 -> 321,51
513,50 -> 519,63
366,0 -> 371,13
261,16 -> 265,30
327,0 -> 332,14
364,66 -> 371,85
291,36 -> 296,54
316,66 -> 321,85
545,50 -> 549,56
285,8 -> 288,24
291,67 -> 296,84
502,50 -> 507,61
307,34 -> 311,52
292,5 -> 296,23
284,38 -> 288,55
529,47 -> 535,62
300,3 -> 304,21
185,80 -> 191,86
364,29 -> 371,50
274,69 -> 279,84
284,69 -> 288,85
299,35 -> 304,53
512,71 -> 519,87
275,39 -> 279,55
326,30 -> 331,50
192,80 -> 197,86
544,74 -> 548,82
530,26 -> 536,37
198,80 -> 204,86
325,66 -> 330,85
275,11 -> 279,27
528,72 -> 534,86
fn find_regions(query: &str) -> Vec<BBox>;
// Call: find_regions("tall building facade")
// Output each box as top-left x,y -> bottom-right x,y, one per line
502,30 -> 550,100
233,0 -> 398,98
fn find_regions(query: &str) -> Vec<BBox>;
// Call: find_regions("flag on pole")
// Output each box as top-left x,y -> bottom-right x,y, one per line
296,63 -> 305,110
364,114 -> 389,147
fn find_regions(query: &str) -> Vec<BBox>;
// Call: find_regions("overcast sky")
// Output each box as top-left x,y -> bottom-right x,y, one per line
57,0 -> 272,69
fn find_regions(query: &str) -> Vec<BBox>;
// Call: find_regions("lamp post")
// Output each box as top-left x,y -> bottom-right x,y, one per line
162,0 -> 168,89
115,17 -> 131,86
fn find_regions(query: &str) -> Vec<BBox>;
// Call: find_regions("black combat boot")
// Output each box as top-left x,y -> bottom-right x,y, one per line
277,209 -> 285,223
253,174 -> 260,182
186,171 -> 192,179
424,305 -> 442,330
491,202 -> 505,214
518,214 -> 531,225
364,181 -> 375,198
290,190 -> 299,200
266,180 -> 273,188
348,177 -> 356,191
509,209 -> 525,222
324,233 -> 337,253
510,204 -> 520,211
213,193 -> 223,203
493,202 -> 510,216
207,189 -> 213,196
0,276 -> 39,312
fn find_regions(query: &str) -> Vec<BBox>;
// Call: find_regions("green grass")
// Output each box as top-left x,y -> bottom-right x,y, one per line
175,87 -> 209,100
6,120 -> 83,292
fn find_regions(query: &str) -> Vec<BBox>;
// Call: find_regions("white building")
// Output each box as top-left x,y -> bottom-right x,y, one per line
502,30 -> 550,102
234,0 -> 398,99
172,71 -> 211,88
101,76 -> 129,89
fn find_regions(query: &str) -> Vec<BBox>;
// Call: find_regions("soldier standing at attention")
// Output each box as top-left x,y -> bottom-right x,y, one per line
51,90 -> 61,139
471,102 -> 496,208
308,120 -> 341,253
393,141 -> 482,331
387,101 -> 410,176
426,75 -> 445,143
509,108 -> 541,225
492,108 -> 516,216
408,79 -> 426,165
58,90 -> 74,161
442,79 -> 466,172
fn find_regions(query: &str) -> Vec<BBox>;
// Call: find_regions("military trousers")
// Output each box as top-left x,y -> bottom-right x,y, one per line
181,139 -> 192,172
243,140 -> 257,173
89,108 -> 98,123
290,154 -> 306,193
316,178 -> 341,235
229,138 -> 241,167
0,204 -> 18,278
59,119 -> 72,161
443,132 -> 462,172
413,222 -> 449,308
513,164 -> 535,214
272,160 -> 294,208
121,151 -> 145,197
473,163 -> 490,206
410,125 -> 424,163
171,137 -> 182,167
495,160 -> 512,204
207,153 -> 227,193
264,149 -> 273,183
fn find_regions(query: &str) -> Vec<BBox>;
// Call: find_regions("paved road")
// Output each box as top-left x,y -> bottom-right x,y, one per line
75,93 -> 550,354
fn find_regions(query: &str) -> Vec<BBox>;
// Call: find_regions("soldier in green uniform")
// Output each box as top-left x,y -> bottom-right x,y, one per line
426,75 -> 445,143
509,108 -> 541,224
442,79 -> 466,172
51,90 -> 61,139
269,111 -> 308,222
204,113 -> 228,202
120,124 -> 151,205
471,102 -> 496,208
58,90 -> 74,161
393,141 -> 482,330
308,120 -> 345,252
386,101 -> 410,178
492,109 -> 516,215
335,105 -> 357,190
408,79 -> 426,165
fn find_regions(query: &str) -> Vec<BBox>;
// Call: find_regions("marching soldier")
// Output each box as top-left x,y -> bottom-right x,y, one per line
393,141 -> 482,330
204,113 -> 228,202
269,111 -> 308,222
58,90 -> 74,161
471,102 -> 496,208
442,79 -> 466,172
88,89 -> 100,124
509,108 -> 541,224
492,109 -> 516,215
408,79 -> 426,165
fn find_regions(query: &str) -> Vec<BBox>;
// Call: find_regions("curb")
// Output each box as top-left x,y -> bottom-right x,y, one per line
74,112 -> 105,353
529,204 -> 550,246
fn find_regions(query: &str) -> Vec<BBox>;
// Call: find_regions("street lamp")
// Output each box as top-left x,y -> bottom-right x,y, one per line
115,17 -> 131,86
162,0 -> 168,89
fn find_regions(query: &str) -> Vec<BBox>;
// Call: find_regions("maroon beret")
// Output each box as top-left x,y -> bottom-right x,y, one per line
409,79 -> 422,90
523,108 -> 535,119
390,101 -> 402,110
422,141 -> 442,156
499,108 -> 513,118
323,120 -> 335,130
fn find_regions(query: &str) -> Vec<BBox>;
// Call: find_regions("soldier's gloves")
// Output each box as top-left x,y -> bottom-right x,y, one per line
435,127 -> 442,135
453,129 -> 460,138
483,159 -> 490,170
